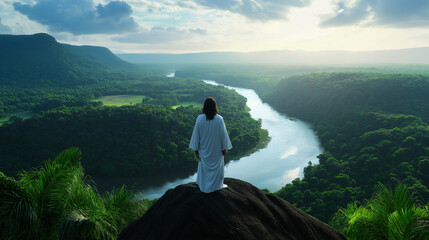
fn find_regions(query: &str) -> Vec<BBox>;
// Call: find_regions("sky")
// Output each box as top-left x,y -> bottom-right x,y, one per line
1,0 -> 429,53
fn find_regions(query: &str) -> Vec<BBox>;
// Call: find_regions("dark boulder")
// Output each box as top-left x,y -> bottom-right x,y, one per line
118,178 -> 346,240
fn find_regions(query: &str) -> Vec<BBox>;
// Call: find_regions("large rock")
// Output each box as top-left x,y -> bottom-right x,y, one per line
118,178 -> 346,240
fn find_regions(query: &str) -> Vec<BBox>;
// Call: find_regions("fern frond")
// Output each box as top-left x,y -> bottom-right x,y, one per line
0,173 -> 40,239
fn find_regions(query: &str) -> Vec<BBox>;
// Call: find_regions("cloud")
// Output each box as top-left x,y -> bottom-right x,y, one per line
320,1 -> 369,27
13,0 -> 140,35
194,0 -> 240,11
189,0 -> 310,21
189,28 -> 207,35
0,17 -> 12,34
321,0 -> 429,28
112,26 -> 207,43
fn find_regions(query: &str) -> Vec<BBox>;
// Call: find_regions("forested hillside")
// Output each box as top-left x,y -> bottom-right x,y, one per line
0,33 -> 131,86
266,72 -> 429,222
62,44 -> 130,68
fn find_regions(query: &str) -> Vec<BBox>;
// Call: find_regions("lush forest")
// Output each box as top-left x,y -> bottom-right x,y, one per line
175,64 -> 429,98
266,72 -> 429,222
2,33 -> 429,238
0,34 -> 266,189
176,67 -> 429,226
0,78 -> 264,181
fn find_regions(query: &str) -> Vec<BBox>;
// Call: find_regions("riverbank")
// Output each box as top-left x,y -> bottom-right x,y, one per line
225,128 -> 270,163
138,80 -> 323,199
91,127 -> 270,193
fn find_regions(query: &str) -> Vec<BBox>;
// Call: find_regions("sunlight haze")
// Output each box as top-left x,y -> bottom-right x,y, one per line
1,0 -> 429,53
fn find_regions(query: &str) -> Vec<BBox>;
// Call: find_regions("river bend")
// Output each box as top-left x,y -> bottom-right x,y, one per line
138,80 -> 323,199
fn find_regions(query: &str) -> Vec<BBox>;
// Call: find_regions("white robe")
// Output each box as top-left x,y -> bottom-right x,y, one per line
189,114 -> 232,193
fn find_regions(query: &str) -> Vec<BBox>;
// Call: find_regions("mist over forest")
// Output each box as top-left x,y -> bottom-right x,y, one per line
118,47 -> 429,65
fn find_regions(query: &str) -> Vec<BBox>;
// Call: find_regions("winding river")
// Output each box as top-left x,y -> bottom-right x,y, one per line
138,80 -> 323,199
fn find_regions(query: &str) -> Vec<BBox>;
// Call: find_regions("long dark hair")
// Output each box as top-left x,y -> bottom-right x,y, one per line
202,97 -> 218,120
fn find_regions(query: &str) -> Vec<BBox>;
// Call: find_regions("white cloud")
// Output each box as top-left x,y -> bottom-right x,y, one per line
13,0 -> 140,34
280,146 -> 298,159
0,17 -> 12,34
281,167 -> 301,183
2,0 -> 429,53
188,0 -> 310,21
321,0 -> 429,28
112,26 -> 206,43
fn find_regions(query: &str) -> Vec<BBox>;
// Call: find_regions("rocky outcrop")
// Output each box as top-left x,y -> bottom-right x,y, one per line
118,178 -> 346,240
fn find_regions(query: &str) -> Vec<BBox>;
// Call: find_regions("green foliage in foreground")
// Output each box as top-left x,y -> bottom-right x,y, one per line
331,183 -> 429,240
0,148 -> 151,240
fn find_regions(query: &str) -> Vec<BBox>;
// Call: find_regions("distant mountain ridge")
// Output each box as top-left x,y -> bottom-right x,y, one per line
62,43 -> 130,68
117,47 -> 429,65
0,33 -> 131,86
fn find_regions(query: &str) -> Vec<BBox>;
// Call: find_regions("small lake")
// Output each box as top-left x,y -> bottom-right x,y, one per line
138,80 -> 323,199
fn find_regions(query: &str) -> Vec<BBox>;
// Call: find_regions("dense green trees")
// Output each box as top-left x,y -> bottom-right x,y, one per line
171,69 -> 429,223
175,65 -> 429,100
265,72 -> 429,121
0,74 -> 169,117
0,39 -> 267,187
0,35 -> 269,237
267,72 -> 429,222
8,35 -> 428,232
0,77 -> 264,181
0,148 -> 152,240
0,105 -> 196,177
175,68 -> 429,223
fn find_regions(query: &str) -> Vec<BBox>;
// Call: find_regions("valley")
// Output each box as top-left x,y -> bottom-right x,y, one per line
2,1 -> 429,238
1,33 -> 428,239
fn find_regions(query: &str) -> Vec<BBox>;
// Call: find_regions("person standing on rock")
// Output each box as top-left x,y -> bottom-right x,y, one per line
189,97 -> 232,193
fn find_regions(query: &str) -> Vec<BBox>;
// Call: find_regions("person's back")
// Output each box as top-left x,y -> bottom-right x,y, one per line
189,97 -> 232,193
193,114 -> 226,161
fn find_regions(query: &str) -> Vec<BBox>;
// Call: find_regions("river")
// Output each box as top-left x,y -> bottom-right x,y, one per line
138,80 -> 323,199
